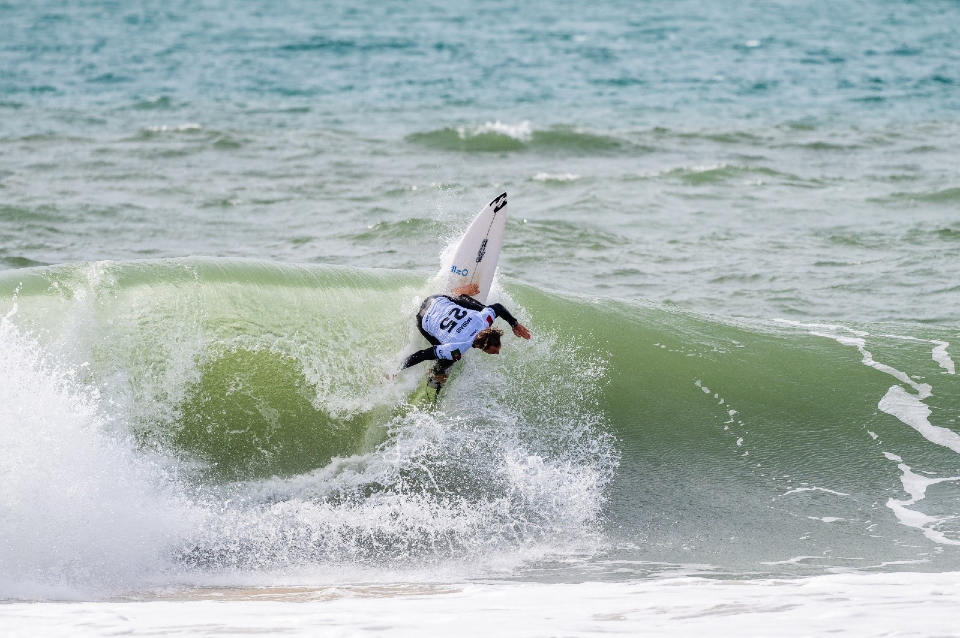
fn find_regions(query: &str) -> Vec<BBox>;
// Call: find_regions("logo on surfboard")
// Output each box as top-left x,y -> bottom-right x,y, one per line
476,238 -> 488,263
450,265 -> 469,276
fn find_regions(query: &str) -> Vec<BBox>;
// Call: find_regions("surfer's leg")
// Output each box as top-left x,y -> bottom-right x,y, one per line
434,359 -> 455,374
427,359 -> 456,389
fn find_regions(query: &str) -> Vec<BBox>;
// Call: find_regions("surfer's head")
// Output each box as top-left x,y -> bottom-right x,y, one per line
474,328 -> 503,354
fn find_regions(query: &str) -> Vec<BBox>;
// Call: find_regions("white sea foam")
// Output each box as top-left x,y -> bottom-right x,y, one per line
932,341 -> 955,374
143,123 -> 202,133
809,331 -> 932,399
882,453 -> 960,546
781,486 -> 850,497
879,386 -> 960,454
6,574 -> 960,637
787,324 -> 959,455
187,388 -> 612,573
784,321 -> 960,546
882,334 -> 955,375
759,555 -> 820,565
531,172 -> 580,182
809,517 -> 844,523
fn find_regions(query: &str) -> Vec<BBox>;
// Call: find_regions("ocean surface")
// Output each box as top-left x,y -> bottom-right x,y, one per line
2,0 -> 960,634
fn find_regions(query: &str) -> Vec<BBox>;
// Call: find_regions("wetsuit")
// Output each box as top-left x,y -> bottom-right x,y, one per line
401,294 -> 519,370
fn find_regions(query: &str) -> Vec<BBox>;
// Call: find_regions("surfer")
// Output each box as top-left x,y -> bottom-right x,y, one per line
401,283 -> 531,385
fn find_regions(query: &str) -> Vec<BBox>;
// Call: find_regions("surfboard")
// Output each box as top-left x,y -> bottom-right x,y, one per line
417,192 -> 508,401
442,191 -> 507,303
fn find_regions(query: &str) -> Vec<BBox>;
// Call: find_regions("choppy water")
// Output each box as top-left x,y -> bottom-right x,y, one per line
2,0 -> 960,605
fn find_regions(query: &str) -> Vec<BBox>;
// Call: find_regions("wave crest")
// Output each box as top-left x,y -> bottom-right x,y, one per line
406,123 -> 627,153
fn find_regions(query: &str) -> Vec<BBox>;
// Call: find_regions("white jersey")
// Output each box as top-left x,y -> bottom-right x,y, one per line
421,296 -> 496,361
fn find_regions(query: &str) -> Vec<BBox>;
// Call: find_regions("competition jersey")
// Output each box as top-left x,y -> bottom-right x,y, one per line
421,296 -> 496,361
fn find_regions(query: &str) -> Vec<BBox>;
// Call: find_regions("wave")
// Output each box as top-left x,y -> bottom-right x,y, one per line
646,163 -> 806,185
531,172 -> 581,184
349,218 -> 447,241
0,255 -> 45,269
402,120 -> 960,166
890,187 -> 960,205
0,259 -> 613,596
278,36 -> 416,54
131,125 -> 250,152
406,123 -> 630,154
132,95 -> 178,110
3,259 -> 960,596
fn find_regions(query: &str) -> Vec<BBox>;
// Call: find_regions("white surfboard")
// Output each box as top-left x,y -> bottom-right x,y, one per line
441,192 -> 507,303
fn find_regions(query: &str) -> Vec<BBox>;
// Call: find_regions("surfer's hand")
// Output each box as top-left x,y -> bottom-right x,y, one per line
513,324 -> 531,339
452,283 -> 480,297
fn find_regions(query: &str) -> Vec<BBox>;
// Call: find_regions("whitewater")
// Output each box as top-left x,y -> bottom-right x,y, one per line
3,0 -> 960,635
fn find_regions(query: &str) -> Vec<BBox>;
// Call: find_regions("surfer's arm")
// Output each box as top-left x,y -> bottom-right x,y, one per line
401,340 -> 472,369
401,347 -> 439,369
487,303 -> 517,327
489,303 -> 529,334
486,303 -> 530,339
471,301 -> 531,339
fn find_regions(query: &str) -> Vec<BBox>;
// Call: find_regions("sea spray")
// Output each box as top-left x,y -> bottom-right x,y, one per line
0,312 -> 189,598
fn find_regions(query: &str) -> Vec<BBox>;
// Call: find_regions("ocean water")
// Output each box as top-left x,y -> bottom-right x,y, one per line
2,0 -> 960,634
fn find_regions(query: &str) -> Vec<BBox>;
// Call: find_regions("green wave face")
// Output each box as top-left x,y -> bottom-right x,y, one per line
504,284 -> 960,573
173,346 -> 372,481
1,260 -> 422,482
3,259 -> 960,576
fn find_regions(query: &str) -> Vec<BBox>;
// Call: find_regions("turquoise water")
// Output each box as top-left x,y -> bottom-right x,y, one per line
2,0 -> 960,598
3,0 -> 960,322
